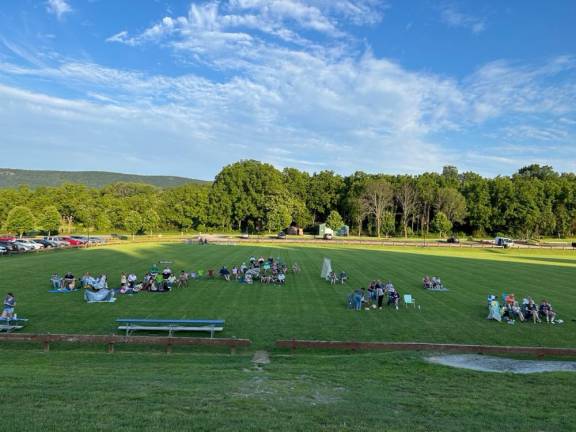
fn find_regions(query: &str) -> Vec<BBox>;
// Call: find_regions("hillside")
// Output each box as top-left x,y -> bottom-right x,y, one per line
0,168 -> 209,189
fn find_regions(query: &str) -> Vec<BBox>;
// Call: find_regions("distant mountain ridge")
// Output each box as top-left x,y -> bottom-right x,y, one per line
0,168 -> 209,189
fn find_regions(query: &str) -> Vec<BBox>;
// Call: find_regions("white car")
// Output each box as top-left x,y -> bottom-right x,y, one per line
0,246 -> 7,255
43,236 -> 70,247
15,239 -> 43,250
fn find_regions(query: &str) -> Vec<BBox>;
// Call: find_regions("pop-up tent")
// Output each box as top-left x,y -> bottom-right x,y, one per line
321,257 -> 332,279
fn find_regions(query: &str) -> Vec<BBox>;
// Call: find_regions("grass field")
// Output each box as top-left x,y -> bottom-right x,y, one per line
2,242 -> 576,431
2,242 -> 576,348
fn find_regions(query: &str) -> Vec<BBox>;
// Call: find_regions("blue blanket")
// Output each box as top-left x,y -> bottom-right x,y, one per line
49,289 -> 79,293
84,288 -> 116,303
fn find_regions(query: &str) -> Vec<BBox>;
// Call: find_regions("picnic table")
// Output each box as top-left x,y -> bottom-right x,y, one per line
116,318 -> 225,338
0,317 -> 28,332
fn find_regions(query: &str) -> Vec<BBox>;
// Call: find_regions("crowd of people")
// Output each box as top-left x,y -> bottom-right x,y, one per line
327,271 -> 348,285
422,275 -> 445,290
486,293 -> 562,324
224,256 -> 293,285
348,280 -> 401,311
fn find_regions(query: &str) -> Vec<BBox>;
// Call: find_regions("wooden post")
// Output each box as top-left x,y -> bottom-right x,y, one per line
43,339 -> 50,353
107,343 -> 115,354
165,343 -> 172,354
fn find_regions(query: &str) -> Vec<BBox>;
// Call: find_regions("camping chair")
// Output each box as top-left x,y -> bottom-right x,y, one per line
403,294 -> 417,308
207,269 -> 215,279
196,269 -> 204,280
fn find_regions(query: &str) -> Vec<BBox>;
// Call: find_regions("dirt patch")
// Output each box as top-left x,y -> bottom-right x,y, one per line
252,350 -> 270,366
427,354 -> 576,374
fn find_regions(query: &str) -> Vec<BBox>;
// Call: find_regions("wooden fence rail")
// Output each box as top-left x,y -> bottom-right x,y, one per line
275,339 -> 576,357
0,333 -> 251,354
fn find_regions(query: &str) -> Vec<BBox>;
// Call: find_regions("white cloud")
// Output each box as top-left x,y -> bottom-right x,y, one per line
2,1 -> 576,177
46,0 -> 72,20
439,4 -> 485,34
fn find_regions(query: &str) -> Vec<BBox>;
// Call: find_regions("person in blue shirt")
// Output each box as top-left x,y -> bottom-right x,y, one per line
1,293 -> 16,319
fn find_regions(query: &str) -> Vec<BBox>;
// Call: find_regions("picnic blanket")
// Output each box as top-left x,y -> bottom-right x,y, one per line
84,288 -> 116,303
49,289 -> 80,293
426,287 -> 449,292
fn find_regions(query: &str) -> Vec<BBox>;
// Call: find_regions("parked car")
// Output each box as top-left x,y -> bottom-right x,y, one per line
15,239 -> 43,250
277,231 -> 287,239
446,237 -> 459,244
240,233 -> 249,239
44,236 -> 71,247
0,236 -> 16,242
70,236 -> 90,244
495,237 -> 514,248
0,241 -> 19,253
60,236 -> 84,246
0,245 -> 7,255
0,241 -> 28,252
33,239 -> 56,248
323,233 -> 333,240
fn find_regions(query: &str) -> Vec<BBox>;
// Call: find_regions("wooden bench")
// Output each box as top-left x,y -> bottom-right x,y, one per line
0,317 -> 28,333
116,318 -> 225,338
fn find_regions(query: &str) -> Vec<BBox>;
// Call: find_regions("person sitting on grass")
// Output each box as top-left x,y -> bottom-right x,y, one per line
328,271 -> 337,285
1,293 -> 15,319
220,266 -> 231,281
526,297 -> 541,323
486,296 -> 501,322
539,300 -> 557,324
423,275 -> 432,289
511,301 -> 525,322
177,271 -> 189,288
162,266 -> 172,281
63,272 -> 76,290
50,273 -> 62,289
388,289 -> 400,309
432,277 -> 443,289
120,272 -> 127,291
244,273 -> 253,285
277,272 -> 286,284
339,271 -> 348,284
127,273 -> 138,289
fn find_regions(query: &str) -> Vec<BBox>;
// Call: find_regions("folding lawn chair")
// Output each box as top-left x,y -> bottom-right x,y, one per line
403,294 -> 417,308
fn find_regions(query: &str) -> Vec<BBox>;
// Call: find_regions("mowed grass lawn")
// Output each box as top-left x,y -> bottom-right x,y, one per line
2,350 -> 576,432
2,243 -> 576,431
1,241 -> 576,348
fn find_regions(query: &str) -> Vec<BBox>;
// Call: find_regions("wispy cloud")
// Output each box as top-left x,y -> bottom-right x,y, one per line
439,3 -> 485,34
46,0 -> 72,20
1,1 -> 576,177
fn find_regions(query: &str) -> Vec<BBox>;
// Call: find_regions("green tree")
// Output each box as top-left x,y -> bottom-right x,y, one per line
432,211 -> 452,237
38,205 -> 61,235
381,210 -> 396,237
361,177 -> 393,237
209,160 -> 287,230
395,176 -> 418,238
435,188 -> 467,223
265,196 -> 293,233
326,210 -> 344,230
124,211 -> 142,239
5,206 -> 35,237
142,209 -> 160,235
94,212 -> 112,232
307,171 -> 344,224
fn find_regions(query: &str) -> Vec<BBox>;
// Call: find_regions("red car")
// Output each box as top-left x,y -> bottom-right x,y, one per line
60,237 -> 84,246
0,236 -> 16,242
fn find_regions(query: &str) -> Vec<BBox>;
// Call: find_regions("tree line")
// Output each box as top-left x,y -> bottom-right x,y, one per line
0,161 -> 575,239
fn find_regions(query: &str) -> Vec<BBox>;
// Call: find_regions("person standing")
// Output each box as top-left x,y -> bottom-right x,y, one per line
376,283 -> 385,309
1,293 -> 16,319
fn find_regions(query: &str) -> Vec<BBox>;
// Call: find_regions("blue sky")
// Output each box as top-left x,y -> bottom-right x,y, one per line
0,0 -> 575,180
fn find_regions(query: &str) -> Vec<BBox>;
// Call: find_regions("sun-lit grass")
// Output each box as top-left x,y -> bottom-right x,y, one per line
2,242 -> 576,431
2,242 -> 576,348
